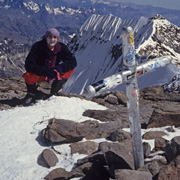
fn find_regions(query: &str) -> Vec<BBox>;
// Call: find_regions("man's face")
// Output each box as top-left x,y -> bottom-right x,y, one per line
46,35 -> 58,47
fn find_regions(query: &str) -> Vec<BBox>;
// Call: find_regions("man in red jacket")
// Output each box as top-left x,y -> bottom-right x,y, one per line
22,28 -> 77,104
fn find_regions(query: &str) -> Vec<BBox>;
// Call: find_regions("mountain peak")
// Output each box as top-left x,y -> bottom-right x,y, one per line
151,14 -> 166,20
65,14 -> 180,94
79,13 -> 122,41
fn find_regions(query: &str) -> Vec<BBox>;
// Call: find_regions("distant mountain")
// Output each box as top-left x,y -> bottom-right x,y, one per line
1,0 -> 180,79
64,14 -> 180,94
0,0 -> 180,45
0,38 -> 30,78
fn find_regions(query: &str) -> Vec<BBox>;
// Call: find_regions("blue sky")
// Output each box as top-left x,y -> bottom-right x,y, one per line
118,0 -> 180,10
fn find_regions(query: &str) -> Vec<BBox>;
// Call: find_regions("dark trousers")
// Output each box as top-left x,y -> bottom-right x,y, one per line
50,79 -> 68,95
26,79 -> 67,96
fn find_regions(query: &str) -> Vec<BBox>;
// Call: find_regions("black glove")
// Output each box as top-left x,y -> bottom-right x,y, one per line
54,64 -> 63,74
42,67 -> 57,79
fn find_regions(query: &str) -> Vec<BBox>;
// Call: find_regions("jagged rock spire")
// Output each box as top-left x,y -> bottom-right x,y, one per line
151,14 -> 166,20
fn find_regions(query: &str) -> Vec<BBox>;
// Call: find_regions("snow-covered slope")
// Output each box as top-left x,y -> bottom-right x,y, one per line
65,14 -> 180,94
136,15 -> 180,64
0,96 -> 107,180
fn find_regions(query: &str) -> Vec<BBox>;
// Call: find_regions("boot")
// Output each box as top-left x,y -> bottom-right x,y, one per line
26,82 -> 39,94
50,79 -> 68,95
23,83 -> 39,105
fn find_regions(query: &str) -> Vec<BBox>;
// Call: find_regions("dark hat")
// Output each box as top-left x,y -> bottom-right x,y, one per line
43,28 -> 59,39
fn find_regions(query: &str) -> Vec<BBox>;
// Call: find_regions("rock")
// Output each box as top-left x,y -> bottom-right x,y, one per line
76,141 -> 135,179
164,136 -> 180,162
142,131 -> 167,140
140,86 -> 180,102
44,168 -> 76,180
165,126 -> 176,132
43,118 -> 124,144
157,155 -> 180,180
1,78 -> 180,180
41,149 -> 58,168
154,137 -> 169,151
77,151 -> 107,166
91,90 -> 127,107
83,105 -> 155,130
143,142 -> 151,158
147,104 -> 180,128
114,169 -> 152,180
138,161 -> 160,177
107,129 -> 131,142
71,162 -> 93,178
139,104 -> 155,128
145,151 -> 167,166
70,141 -> 99,155
112,90 -> 127,105
104,94 -> 119,105
43,118 -> 84,144
82,160 -> 110,180
82,109 -> 129,128
98,142 -> 134,177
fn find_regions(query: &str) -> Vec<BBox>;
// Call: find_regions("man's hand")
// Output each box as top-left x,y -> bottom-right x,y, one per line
42,67 -> 57,79
54,65 -> 63,74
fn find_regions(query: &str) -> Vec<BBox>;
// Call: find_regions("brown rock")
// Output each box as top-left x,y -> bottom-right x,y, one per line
91,90 -> 127,107
140,86 -> 180,102
145,151 -> 167,166
115,169 -> 152,180
143,142 -> 151,158
44,168 -> 75,180
154,137 -> 169,151
77,151 -> 106,166
72,162 -> 93,178
142,131 -> 167,140
147,104 -> 180,128
70,141 -> 98,155
104,94 -> 119,105
82,109 -> 129,128
99,142 -> 134,177
113,90 -> 127,105
164,136 -> 180,162
82,160 -> 109,180
43,118 -> 124,144
107,129 -> 131,142
83,109 -> 128,122
43,118 -> 84,144
41,149 -> 58,168
157,155 -> 180,180
138,161 -> 160,177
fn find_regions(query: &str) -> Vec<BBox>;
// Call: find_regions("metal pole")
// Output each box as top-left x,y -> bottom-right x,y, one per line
83,55 -> 172,98
122,26 -> 144,169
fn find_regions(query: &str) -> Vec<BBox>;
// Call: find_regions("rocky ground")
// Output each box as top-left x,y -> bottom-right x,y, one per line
0,77 -> 180,180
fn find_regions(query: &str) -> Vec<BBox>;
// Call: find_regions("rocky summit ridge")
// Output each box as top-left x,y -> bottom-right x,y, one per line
0,77 -> 180,179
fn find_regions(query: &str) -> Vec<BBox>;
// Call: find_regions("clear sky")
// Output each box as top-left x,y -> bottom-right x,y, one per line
116,0 -> 180,10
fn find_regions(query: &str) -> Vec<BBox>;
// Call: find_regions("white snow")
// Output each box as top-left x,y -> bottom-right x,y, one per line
23,2 -> 40,13
54,7 -> 64,15
0,97 -> 106,180
45,4 -> 53,14
65,8 -> 82,15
